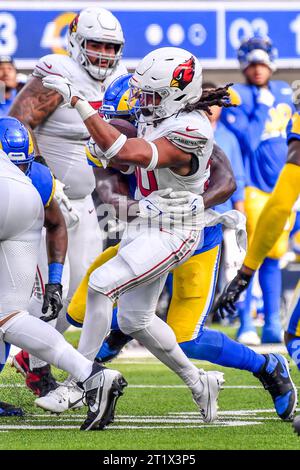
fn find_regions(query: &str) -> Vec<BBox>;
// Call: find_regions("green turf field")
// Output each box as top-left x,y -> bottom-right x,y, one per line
0,329 -> 300,450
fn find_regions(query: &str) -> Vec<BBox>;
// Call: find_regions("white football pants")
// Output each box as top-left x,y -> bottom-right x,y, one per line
28,194 -> 103,368
0,178 -> 44,316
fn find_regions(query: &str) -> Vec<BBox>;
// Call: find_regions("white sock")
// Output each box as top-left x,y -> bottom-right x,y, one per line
27,295 -> 48,369
3,313 -> 92,382
28,301 -> 70,369
77,288 -> 113,360
130,316 -> 202,394
55,302 -> 71,334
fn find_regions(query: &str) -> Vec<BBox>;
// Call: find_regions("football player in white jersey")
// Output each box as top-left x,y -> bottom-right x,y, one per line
0,151 -> 128,431
42,47 -> 237,424
9,7 -> 127,342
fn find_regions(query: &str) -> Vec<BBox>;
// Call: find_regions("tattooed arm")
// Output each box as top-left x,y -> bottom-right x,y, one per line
9,76 -> 63,155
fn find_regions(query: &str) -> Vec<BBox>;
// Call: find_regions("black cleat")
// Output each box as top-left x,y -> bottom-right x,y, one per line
80,362 -> 127,431
0,401 -> 24,417
254,353 -> 298,421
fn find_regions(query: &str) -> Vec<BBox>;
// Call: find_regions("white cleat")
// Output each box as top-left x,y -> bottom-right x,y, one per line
193,370 -> 225,423
35,378 -> 84,413
80,362 -> 128,431
237,331 -> 261,346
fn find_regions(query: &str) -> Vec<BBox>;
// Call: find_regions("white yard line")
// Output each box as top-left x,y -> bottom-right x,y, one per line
0,421 -> 262,430
0,384 -> 277,389
0,408 -> 285,431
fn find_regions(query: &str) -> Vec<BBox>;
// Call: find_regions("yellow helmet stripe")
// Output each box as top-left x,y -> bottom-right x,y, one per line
28,132 -> 34,155
117,90 -> 131,112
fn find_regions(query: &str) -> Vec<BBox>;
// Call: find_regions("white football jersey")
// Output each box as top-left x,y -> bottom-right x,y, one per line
33,54 -> 127,199
135,110 -> 213,200
0,149 -> 31,184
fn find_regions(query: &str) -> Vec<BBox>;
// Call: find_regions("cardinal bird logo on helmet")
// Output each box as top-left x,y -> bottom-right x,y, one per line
170,56 -> 195,90
69,14 -> 79,34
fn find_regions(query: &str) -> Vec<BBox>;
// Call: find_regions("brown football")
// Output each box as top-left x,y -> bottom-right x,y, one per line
109,118 -> 137,138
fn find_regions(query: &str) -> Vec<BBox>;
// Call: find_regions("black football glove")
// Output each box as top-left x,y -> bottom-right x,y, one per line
213,270 -> 253,319
41,283 -> 63,322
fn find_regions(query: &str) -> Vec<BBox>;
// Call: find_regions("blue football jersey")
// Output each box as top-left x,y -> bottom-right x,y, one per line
221,80 -> 295,192
30,162 -> 55,207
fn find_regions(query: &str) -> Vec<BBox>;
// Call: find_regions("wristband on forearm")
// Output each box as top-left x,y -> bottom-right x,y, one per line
74,99 -> 97,121
48,262 -> 63,284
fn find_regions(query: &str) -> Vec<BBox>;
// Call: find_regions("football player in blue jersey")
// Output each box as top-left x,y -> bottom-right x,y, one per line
221,34 -> 296,344
0,117 -> 68,397
36,74 -> 297,423
214,111 -> 300,427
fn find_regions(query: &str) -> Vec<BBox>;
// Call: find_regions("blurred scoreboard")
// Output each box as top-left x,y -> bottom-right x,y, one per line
1,1 -> 300,69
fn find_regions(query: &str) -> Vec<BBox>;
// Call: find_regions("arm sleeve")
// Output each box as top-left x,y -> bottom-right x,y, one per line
244,163 -> 300,270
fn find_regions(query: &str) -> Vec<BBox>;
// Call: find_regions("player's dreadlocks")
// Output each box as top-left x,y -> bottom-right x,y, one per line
184,83 -> 235,115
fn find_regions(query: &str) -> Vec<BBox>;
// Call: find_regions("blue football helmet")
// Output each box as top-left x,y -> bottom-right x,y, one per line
0,117 -> 34,175
237,33 -> 278,71
101,73 -> 138,123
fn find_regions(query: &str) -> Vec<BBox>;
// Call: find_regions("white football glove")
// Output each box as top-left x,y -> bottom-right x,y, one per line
256,88 -> 275,107
42,76 -> 84,107
54,179 -> 80,228
138,188 -> 204,223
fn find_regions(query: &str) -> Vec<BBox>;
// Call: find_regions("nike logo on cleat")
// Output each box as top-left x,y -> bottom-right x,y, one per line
68,397 -> 83,409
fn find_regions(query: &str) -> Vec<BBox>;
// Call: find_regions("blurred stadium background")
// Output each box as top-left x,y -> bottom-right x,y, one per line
1,0 -> 299,332
3,0 -> 300,83
0,0 -> 300,82
0,2 -> 300,449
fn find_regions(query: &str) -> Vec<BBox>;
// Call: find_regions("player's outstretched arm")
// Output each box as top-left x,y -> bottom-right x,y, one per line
42,76 -> 194,172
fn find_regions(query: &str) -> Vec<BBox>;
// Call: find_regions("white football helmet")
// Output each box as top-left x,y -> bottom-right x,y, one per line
67,7 -> 124,81
129,47 -> 202,122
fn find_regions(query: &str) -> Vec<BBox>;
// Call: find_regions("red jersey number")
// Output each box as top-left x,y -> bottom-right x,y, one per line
135,167 -> 158,196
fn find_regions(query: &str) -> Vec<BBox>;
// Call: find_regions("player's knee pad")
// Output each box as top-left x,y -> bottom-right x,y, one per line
179,328 -> 224,361
174,259 -> 204,300
117,308 -> 156,335
88,263 -> 120,301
